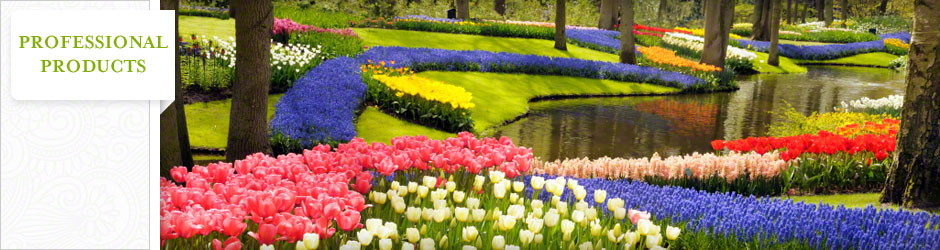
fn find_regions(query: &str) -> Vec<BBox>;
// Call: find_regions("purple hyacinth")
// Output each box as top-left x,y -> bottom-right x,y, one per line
734,32 -> 912,60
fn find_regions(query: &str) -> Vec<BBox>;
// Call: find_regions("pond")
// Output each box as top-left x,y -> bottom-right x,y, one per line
495,66 -> 906,161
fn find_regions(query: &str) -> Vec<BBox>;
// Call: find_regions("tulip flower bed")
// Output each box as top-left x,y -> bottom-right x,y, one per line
538,176 -> 940,250
638,46 -> 722,74
160,152 -> 372,250
356,46 -> 709,90
352,170 -> 684,250
274,17 -> 358,44
352,15 -> 555,40
768,106 -> 894,137
883,38 -> 910,56
661,32 -> 756,73
838,95 -> 903,117
673,27 -> 743,40
361,61 -> 475,133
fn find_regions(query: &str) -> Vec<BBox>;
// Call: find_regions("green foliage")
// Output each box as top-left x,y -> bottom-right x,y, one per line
767,104 -> 891,137
355,106 -> 456,144
354,17 -> 555,40
181,56 -> 233,91
273,2 -> 359,28
779,29 -> 880,43
851,15 -> 912,34
362,73 -> 475,133
179,5 -> 230,19
635,34 -> 663,47
888,55 -> 907,72
289,31 -> 365,58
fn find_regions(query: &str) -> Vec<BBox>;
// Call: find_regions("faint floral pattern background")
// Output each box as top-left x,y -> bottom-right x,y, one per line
1,1 -> 150,249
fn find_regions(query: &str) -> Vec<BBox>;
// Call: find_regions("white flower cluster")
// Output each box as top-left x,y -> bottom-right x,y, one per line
779,30 -> 802,36
797,21 -> 826,28
662,32 -> 757,61
208,37 -> 324,71
839,95 -> 904,111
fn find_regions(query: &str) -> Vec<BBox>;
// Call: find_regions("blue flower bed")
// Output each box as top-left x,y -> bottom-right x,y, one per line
269,57 -> 365,153
525,175 -> 940,250
566,28 -> 623,52
357,46 -> 701,88
735,33 -> 911,61
396,15 -> 464,23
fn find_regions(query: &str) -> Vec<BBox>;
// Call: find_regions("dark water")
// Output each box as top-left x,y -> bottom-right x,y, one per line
495,66 -> 906,161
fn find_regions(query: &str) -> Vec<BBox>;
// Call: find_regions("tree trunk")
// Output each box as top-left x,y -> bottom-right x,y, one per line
160,0 -> 193,176
456,0 -> 470,19
701,0 -> 726,67
657,0 -> 668,23
494,0 -> 506,16
227,0 -> 273,161
719,0 -> 735,62
619,0 -> 637,64
801,0 -> 808,23
768,0 -> 781,66
599,0 -> 618,30
816,0 -> 825,22
753,0 -> 773,41
840,0 -> 848,27
878,0 -> 888,14
786,0 -> 793,24
555,0 -> 567,50
824,0 -> 833,26
880,0 -> 940,210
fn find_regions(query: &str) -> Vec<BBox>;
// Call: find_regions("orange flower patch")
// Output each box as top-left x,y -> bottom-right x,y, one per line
639,46 -> 722,72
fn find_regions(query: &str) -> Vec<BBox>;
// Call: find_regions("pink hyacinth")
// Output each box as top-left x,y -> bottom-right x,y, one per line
530,151 -> 789,182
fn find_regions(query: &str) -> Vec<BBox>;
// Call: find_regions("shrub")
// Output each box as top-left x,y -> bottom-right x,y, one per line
179,5 -> 229,19
273,2 -> 358,28
268,57 -> 366,153
180,55 -> 232,91
353,15 -> 555,40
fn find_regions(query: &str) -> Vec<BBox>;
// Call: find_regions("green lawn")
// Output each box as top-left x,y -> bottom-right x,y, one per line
417,71 -> 680,134
356,107 -> 456,143
185,94 -> 282,149
787,193 -> 899,210
794,52 -> 900,68
354,28 -> 620,62
751,51 -> 808,74
179,16 -> 236,39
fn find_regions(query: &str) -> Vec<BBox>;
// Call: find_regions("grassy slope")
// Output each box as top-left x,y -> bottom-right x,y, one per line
752,51 -> 808,74
356,107 -> 456,143
794,52 -> 899,67
416,72 -> 680,133
185,94 -> 282,149
354,28 -> 620,62
787,193 -> 899,210
179,16 -> 236,39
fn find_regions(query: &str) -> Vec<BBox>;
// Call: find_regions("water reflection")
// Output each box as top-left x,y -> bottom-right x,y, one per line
495,66 -> 905,161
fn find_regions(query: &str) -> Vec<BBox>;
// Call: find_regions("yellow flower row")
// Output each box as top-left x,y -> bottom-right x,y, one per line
884,38 -> 909,49
674,27 -> 743,40
373,74 -> 476,109
361,60 -> 415,77
639,46 -> 721,72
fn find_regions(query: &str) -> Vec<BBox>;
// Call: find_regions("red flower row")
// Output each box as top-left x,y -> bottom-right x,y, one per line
711,130 -> 896,162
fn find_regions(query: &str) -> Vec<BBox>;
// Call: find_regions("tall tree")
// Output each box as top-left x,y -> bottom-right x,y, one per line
768,0 -> 781,66
160,0 -> 193,176
840,0 -> 848,27
619,0 -> 637,64
227,0 -> 273,161
702,0 -> 736,68
786,0 -> 793,24
824,0 -> 833,26
753,0 -> 774,41
880,0 -> 940,210
801,0 -> 808,23
816,0 -> 825,21
555,0 -> 567,50
456,0 -> 470,19
495,0 -> 506,16
598,0 -> 619,30
878,0 -> 888,14
657,0 -> 668,22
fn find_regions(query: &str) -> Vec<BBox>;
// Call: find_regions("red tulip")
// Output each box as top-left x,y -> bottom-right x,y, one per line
170,167 -> 188,183
336,210 -> 361,231
222,217 -> 246,237
248,223 -> 279,245
710,140 -> 725,151
875,150 -> 889,161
